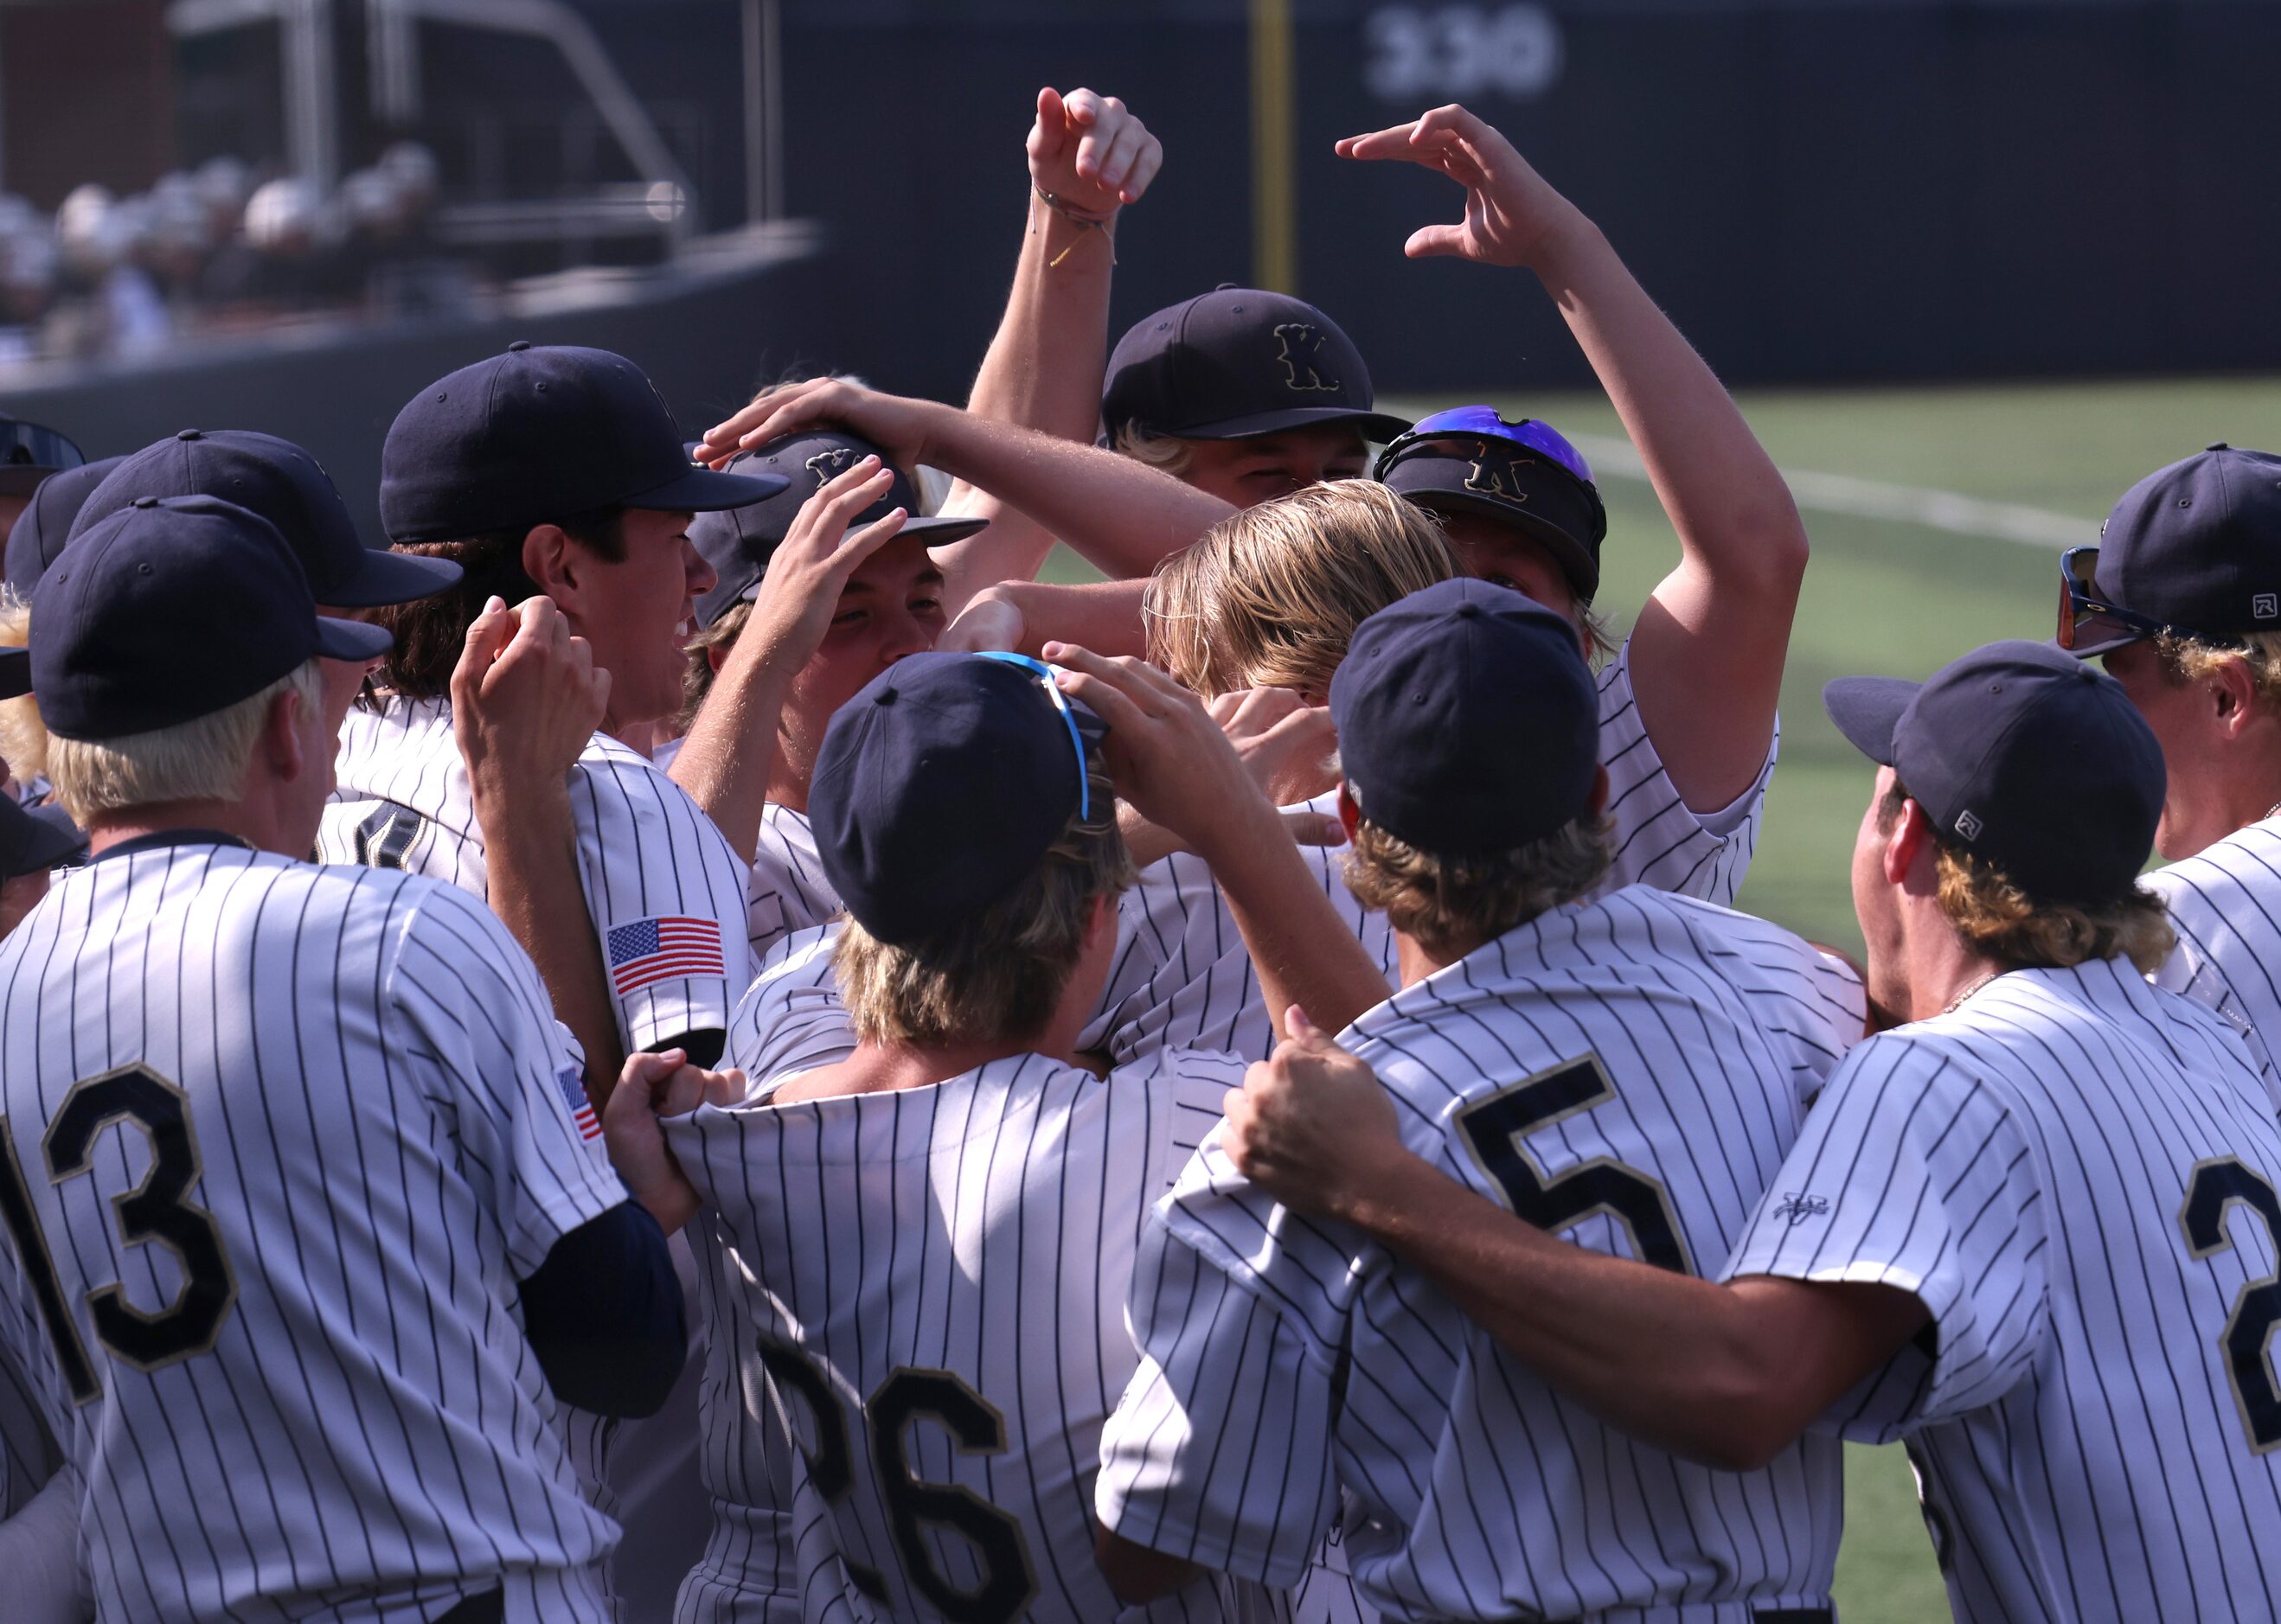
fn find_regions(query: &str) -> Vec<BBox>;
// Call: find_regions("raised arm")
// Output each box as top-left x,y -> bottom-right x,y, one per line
1219,1023 -> 1925,1470
936,88 -> 1163,603
701,380 -> 1233,585
1342,105 -> 1806,812
668,456 -> 908,861
452,594 -> 625,1103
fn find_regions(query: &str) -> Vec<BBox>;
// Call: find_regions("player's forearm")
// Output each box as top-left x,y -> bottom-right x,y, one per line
667,630 -> 800,866
471,782 -> 628,1103
918,405 -> 1233,579
1534,220 -> 1807,591
1340,1150 -> 1822,1471
967,578 -> 1150,659
1201,800 -> 1391,1039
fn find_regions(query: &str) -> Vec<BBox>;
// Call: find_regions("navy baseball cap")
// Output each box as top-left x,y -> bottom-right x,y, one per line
0,644 -> 25,700
1330,578 -> 1600,857
1824,639 -> 2164,907
1101,288 -> 1411,444
77,430 -> 460,608
1375,408 -> 1609,602
811,650 -> 1105,946
0,417 -> 86,498
31,496 -> 394,741
380,343 -> 788,543
690,431 -> 987,629
0,797 -> 82,879
4,455 -> 125,595
2060,444 -> 2281,657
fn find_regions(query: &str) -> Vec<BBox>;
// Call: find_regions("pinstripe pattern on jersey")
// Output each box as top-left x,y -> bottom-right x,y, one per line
2144,815 -> 2281,1099
318,696 -> 753,1056
0,842 -> 625,1623
1727,960 -> 2281,1624
1098,888 -> 1863,1621
746,805 -> 842,964
1080,639 -> 1778,1067
674,948 -> 1272,1623
0,1341 -> 57,1518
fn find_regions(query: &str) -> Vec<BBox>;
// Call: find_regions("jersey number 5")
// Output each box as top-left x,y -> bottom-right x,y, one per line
1457,1052 -> 1694,1274
0,1065 -> 239,1403
2180,1156 -> 2281,1453
759,1339 -> 1040,1624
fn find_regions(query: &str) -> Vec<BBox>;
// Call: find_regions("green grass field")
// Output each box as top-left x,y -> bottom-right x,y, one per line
1057,374 -> 2281,1622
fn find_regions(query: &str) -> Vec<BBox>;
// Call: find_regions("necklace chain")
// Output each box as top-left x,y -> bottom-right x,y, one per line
1942,969 -> 2003,1017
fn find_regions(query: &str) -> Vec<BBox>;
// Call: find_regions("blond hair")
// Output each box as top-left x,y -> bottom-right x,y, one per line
1145,483 -> 1457,700
0,591 -> 41,786
2155,629 -> 2281,710
1879,782 -> 2174,975
833,751 -> 1133,1047
1343,807 -> 1613,962
48,662 -> 323,825
1111,423 -> 1197,483
680,599 -> 749,732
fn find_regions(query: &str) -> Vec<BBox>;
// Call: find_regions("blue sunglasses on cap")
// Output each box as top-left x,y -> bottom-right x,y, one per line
972,650 -> 1092,822
1374,406 -> 1596,488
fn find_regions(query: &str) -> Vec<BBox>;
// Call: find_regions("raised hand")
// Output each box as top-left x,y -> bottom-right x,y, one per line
1209,687 -> 1338,808
451,594 -> 609,799
1336,102 -> 1587,271
1029,86 -> 1163,215
1221,1007 -> 1407,1220
938,589 -> 1026,655
740,455 -> 908,671
699,379 -> 940,471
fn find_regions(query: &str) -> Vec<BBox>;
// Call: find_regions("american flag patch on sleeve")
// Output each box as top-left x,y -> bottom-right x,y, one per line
606,915 -> 727,996
557,1065 -> 602,1141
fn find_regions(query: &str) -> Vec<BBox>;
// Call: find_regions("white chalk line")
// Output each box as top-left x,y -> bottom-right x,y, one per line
1567,432 -> 2095,552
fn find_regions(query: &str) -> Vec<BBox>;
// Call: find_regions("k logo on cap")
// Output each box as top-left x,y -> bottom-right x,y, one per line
805,446 -> 864,482
1274,323 -> 1340,393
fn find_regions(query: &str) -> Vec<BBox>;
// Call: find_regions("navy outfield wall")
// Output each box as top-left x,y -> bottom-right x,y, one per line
666,0 -> 2281,400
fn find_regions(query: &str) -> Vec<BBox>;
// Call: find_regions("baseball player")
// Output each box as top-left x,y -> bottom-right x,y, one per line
3,452 -> 125,598
612,644 -> 1387,1623
0,414 -> 86,540
0,793 -> 79,937
1090,579 -> 1866,1621
317,343 -> 775,1084
1215,637 -> 2281,1623
2059,444 -> 2281,1090
0,494 -> 691,1623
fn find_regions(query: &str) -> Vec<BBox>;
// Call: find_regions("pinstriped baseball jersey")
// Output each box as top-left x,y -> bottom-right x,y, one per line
671,932 -> 1275,1624
1726,959 -> 2281,1624
1097,887 -> 1864,1621
0,836 -> 626,1623
2143,815 -> 2281,1098
0,1344 -> 56,1519
1081,640 -> 1777,1065
746,804 -> 840,963
318,694 -> 753,1055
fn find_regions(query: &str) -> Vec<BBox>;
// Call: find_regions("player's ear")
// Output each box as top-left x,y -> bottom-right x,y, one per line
2208,654 -> 2259,738
1336,782 -> 1362,842
258,685 -> 309,783
1885,796 -> 1933,887
520,522 -> 582,610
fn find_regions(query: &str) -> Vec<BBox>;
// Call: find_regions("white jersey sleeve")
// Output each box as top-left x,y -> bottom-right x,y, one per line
1097,1169 -> 1345,1588
1725,1029 -> 2049,1436
2144,822 -> 2281,1097
723,924 -> 855,1090
388,884 -> 631,1274
744,805 -> 843,962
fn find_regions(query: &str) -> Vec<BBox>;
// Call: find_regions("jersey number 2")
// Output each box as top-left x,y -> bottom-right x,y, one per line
1457,1052 -> 1694,1274
759,1339 -> 1040,1624
0,1065 -> 239,1403
2180,1156 -> 2281,1452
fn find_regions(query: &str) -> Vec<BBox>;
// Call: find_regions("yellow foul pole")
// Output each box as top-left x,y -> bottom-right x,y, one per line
1250,0 -> 1297,294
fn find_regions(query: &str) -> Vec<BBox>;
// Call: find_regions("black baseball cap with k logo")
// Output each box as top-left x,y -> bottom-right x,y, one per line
1101,288 -> 1412,444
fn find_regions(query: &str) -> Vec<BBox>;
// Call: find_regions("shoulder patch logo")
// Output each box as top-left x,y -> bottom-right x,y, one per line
1273,323 -> 1341,393
805,446 -> 863,483
1772,1192 -> 1830,1227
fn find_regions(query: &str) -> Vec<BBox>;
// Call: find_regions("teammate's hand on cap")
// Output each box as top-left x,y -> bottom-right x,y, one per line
1336,103 -> 1587,272
452,593 -> 610,801
1223,1007 -> 1411,1222
1041,641 -> 1274,852
938,588 -> 1026,655
604,1047 -> 744,1234
742,455 -> 907,668
1209,687 -> 1339,809
699,379 -> 938,471
1030,86 -> 1162,214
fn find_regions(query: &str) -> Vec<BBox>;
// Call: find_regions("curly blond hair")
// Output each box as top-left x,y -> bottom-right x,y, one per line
2155,629 -> 2281,711
1342,806 -> 1614,962
1880,783 -> 2173,975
